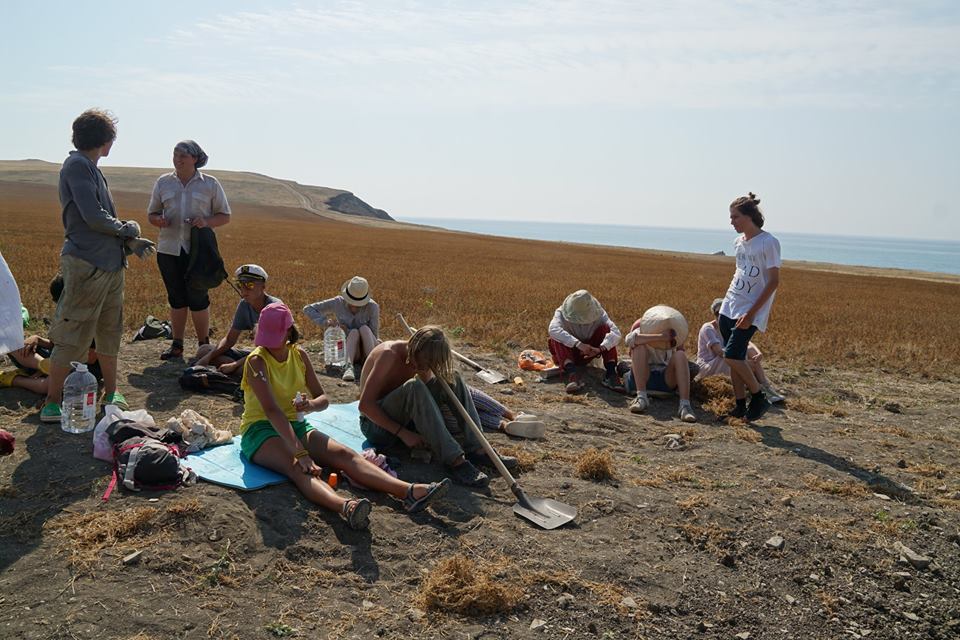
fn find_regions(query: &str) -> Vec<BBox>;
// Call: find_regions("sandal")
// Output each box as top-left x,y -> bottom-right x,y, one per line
403,478 -> 451,513
341,498 -> 372,530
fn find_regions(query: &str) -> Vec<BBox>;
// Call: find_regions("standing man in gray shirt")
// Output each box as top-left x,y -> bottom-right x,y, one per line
40,109 -> 155,423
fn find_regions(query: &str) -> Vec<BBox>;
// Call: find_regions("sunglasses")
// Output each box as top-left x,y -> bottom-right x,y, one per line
238,280 -> 259,289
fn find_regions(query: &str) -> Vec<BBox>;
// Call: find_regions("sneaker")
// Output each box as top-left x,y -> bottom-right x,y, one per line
678,402 -> 697,423
564,373 -> 585,394
601,372 -> 626,394
40,402 -> 62,423
102,391 -> 129,411
764,386 -> 785,404
467,449 -> 519,471
160,341 -> 184,361
448,459 -> 490,488
728,401 -> 748,419
629,394 -> 649,414
746,394 -> 771,422
342,366 -> 356,382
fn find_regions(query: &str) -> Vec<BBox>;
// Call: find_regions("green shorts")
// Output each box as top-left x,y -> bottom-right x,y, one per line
240,419 -> 314,460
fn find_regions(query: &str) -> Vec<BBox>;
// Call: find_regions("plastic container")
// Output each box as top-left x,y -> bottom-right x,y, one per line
323,326 -> 347,367
61,362 -> 99,434
294,391 -> 305,422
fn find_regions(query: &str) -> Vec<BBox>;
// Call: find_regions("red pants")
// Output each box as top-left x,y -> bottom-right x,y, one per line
548,324 -> 618,368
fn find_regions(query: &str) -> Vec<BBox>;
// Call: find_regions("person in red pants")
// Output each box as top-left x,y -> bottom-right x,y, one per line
547,290 -> 623,394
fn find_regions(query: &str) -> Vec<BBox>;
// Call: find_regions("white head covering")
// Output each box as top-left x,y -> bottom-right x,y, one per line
341,276 -> 371,306
561,290 -> 602,324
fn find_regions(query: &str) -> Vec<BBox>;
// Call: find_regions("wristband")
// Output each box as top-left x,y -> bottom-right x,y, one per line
294,449 -> 310,460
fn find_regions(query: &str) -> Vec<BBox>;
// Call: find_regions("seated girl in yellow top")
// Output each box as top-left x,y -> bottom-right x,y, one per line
240,302 -> 448,530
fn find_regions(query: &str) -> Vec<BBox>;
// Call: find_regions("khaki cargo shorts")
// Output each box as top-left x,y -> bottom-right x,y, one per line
49,254 -> 125,366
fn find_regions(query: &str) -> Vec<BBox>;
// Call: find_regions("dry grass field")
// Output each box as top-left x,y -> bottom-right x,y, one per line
2,181 -> 958,377
2,179 -> 959,640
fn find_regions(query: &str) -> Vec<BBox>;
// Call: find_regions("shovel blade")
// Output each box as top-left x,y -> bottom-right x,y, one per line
477,369 -> 508,384
513,497 -> 577,530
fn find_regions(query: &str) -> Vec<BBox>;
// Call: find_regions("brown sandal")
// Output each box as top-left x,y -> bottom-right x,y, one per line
341,498 -> 372,530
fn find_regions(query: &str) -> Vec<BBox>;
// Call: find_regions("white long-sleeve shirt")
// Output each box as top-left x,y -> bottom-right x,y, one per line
548,307 -> 621,351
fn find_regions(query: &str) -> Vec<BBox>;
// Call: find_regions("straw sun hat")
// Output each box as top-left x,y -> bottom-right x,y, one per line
341,276 -> 371,306
561,290 -> 602,324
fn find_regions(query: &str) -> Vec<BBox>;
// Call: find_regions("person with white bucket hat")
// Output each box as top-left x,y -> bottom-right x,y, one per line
303,275 -> 381,382
547,289 -> 623,394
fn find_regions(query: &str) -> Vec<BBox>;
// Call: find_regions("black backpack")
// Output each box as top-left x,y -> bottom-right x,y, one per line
102,420 -> 194,500
179,365 -> 241,398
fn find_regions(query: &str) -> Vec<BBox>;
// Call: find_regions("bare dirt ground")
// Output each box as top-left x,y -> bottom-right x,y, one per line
1,338 -> 958,640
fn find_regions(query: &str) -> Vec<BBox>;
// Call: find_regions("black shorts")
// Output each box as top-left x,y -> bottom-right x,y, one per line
158,249 -> 210,311
718,314 -> 758,361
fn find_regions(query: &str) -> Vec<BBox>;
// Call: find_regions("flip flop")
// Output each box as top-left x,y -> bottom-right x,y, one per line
403,478 -> 451,513
503,419 -> 546,439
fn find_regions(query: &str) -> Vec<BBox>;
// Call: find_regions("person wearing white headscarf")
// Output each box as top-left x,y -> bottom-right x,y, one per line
147,140 -> 231,360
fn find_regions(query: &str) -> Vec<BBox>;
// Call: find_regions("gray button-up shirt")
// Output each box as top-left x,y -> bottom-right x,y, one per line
147,171 -> 231,256
59,151 -> 126,272
303,296 -> 380,336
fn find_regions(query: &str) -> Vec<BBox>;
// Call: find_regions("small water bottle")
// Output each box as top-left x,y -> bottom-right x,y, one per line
61,362 -> 99,434
323,326 -> 347,367
294,391 -> 305,422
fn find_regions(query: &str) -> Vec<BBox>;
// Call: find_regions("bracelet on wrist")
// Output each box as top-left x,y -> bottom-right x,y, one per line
293,449 -> 310,460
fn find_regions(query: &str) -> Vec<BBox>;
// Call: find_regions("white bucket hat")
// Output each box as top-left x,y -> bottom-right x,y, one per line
341,276 -> 371,306
561,290 -> 602,324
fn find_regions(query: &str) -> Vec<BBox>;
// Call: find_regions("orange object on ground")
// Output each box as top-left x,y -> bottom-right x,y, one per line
327,472 -> 338,489
518,349 -> 554,371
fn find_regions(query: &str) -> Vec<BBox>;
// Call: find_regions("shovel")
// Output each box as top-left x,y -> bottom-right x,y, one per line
398,315 -> 575,529
432,371 -> 576,529
396,314 -> 507,384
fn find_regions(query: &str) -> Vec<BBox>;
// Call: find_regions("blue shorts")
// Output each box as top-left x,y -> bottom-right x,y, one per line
718,314 -> 758,361
624,367 -> 672,394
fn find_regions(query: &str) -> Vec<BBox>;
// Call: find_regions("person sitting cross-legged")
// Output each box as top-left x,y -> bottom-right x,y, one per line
622,323 -> 697,423
547,289 -> 623,394
239,302 -> 449,531
358,326 -> 518,489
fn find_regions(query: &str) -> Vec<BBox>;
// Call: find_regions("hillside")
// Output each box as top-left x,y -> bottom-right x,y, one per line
0,159 -> 392,222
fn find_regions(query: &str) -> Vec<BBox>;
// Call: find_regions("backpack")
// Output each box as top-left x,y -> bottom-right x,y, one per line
132,315 -> 173,341
102,420 -> 194,500
179,365 -> 241,397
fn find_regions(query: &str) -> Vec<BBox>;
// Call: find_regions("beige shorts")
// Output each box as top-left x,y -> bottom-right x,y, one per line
49,254 -> 125,366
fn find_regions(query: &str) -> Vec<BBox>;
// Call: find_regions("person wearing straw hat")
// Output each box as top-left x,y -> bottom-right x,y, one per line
695,297 -> 784,403
147,140 -> 231,361
239,302 -> 449,530
195,264 -> 282,376
548,290 -> 623,394
302,276 -> 381,382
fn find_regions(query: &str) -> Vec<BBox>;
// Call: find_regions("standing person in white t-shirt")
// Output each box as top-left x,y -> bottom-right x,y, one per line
717,192 -> 781,421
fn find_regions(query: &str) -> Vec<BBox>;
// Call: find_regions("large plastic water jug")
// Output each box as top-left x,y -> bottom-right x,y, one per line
323,326 -> 347,367
61,362 -> 98,434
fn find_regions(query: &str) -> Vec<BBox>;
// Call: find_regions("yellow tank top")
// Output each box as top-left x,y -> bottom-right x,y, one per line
240,345 -> 306,433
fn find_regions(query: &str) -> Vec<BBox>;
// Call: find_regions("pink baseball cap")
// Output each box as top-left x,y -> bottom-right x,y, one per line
255,302 -> 294,348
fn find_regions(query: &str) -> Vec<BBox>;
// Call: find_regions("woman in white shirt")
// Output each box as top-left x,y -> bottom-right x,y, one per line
696,298 -> 783,403
147,140 -> 231,360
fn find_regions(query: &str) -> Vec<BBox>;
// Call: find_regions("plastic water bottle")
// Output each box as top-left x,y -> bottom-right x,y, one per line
61,362 -> 98,434
294,391 -> 305,422
323,326 -> 347,367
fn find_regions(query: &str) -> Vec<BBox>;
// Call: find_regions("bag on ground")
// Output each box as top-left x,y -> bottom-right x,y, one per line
101,419 -> 195,500
179,365 -> 240,396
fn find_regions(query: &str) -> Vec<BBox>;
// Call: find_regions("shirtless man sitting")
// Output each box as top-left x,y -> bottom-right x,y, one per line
358,326 -> 517,488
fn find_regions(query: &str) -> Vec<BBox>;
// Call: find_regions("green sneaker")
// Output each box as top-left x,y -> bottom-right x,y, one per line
40,402 -> 62,423
101,391 -> 128,411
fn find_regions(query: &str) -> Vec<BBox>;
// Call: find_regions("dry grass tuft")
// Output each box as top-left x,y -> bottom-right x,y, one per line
524,570 -> 632,610
734,427 -> 762,443
44,506 -> 165,573
694,377 -> 735,418
801,473 -> 868,497
575,448 -> 615,482
166,498 -> 203,517
903,463 -> 946,478
785,398 -> 834,415
676,522 -> 733,555
805,516 -> 872,544
497,445 -> 539,472
871,425 -> 913,439
634,465 -> 702,488
676,494 -> 709,513
417,554 -> 523,615
560,394 -> 589,405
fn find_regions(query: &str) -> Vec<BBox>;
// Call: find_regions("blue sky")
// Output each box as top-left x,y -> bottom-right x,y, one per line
2,1 -> 958,240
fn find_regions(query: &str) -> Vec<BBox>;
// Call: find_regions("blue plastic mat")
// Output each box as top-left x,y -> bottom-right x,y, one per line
186,401 -> 369,490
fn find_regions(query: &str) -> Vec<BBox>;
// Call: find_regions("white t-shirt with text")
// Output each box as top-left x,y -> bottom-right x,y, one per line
719,231 -> 781,332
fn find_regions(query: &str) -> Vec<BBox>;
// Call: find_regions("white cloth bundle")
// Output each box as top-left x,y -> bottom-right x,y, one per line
638,305 -> 689,350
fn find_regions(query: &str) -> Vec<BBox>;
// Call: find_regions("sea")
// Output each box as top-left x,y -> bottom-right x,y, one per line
402,217 -> 960,276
